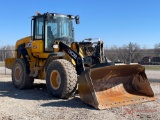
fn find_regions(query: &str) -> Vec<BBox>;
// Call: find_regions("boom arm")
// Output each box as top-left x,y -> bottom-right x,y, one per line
59,42 -> 85,75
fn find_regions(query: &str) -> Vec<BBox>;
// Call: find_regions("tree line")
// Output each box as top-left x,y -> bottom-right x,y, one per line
0,45 -> 15,61
105,42 -> 160,64
0,43 -> 160,64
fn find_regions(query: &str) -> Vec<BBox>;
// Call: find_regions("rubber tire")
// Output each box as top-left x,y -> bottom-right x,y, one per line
12,58 -> 34,89
46,59 -> 77,99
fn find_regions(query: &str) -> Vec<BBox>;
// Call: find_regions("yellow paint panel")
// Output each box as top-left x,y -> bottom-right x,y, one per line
5,58 -> 16,69
33,53 -> 49,58
32,40 -> 44,53
16,36 -> 31,48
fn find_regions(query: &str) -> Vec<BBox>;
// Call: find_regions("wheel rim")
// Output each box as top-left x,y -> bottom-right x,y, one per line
50,70 -> 61,90
14,64 -> 22,83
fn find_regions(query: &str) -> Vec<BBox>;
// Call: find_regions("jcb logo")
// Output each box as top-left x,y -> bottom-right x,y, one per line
68,49 -> 77,59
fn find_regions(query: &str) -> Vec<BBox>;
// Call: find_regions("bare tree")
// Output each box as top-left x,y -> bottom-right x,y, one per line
128,42 -> 142,63
154,43 -> 160,57
0,45 -> 15,61
104,42 -> 142,63
117,45 -> 128,63
104,45 -> 119,62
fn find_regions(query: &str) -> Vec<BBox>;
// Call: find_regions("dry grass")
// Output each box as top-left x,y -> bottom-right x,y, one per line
0,62 -> 4,67
144,65 -> 160,71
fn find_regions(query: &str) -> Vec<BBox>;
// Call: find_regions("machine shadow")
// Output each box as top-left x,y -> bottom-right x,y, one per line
0,81 -> 93,109
0,81 -> 51,100
41,96 -> 94,110
149,78 -> 160,83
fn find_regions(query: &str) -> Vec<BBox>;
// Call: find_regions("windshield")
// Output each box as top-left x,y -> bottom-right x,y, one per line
45,15 -> 74,51
46,16 -> 74,39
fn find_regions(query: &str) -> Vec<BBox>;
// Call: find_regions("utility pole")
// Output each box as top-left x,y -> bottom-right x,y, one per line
129,42 -> 132,64
4,47 -> 6,75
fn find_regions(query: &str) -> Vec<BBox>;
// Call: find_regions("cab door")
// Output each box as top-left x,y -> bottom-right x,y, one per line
31,16 -> 49,58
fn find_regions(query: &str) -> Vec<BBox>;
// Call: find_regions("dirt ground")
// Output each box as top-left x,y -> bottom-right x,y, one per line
0,70 -> 160,120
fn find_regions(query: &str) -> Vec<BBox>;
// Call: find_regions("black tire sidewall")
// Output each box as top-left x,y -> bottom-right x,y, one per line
46,59 -> 77,98
12,59 -> 25,88
12,58 -> 33,89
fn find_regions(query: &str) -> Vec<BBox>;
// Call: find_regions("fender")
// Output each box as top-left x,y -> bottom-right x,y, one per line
42,52 -> 65,72
16,43 -> 30,73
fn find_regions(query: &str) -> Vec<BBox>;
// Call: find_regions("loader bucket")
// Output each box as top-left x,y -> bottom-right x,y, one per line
78,64 -> 155,110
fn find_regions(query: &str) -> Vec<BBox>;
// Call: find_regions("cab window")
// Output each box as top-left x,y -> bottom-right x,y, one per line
34,17 -> 44,39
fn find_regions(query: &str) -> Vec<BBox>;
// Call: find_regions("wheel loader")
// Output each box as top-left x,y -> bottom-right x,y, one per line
5,12 -> 155,109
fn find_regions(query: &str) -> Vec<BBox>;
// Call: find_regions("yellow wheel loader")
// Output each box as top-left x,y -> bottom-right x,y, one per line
5,12 -> 155,109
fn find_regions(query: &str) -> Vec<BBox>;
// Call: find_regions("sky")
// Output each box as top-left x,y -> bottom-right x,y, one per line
0,0 -> 160,48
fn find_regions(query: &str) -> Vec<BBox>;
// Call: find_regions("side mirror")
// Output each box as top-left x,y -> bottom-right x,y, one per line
75,15 -> 80,24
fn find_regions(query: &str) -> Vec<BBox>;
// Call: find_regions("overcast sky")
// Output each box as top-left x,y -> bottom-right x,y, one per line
0,0 -> 160,48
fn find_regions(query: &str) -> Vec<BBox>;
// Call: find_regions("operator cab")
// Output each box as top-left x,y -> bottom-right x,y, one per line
32,12 -> 79,52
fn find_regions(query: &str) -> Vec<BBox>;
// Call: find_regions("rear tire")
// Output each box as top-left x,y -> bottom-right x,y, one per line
46,59 -> 77,99
12,58 -> 34,89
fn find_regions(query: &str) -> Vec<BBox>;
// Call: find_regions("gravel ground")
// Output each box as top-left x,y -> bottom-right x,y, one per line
0,71 -> 160,120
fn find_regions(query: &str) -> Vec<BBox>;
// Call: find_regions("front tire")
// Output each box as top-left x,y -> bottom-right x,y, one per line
12,58 -> 34,89
46,59 -> 77,99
